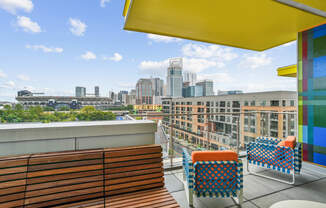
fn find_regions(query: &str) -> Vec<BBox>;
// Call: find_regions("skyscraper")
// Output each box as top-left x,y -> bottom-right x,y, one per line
183,71 -> 197,86
75,86 -> 86,97
95,86 -> 99,97
196,80 -> 214,96
167,58 -> 183,97
150,78 -> 164,96
118,91 -> 128,103
136,79 -> 153,104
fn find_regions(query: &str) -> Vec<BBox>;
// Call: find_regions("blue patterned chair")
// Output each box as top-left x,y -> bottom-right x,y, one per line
246,136 -> 302,184
182,148 -> 243,207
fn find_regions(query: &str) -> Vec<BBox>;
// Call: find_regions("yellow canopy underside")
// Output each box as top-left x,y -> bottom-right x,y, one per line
124,0 -> 326,51
277,65 -> 297,77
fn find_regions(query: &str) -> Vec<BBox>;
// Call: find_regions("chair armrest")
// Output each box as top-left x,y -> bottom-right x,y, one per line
256,136 -> 282,145
182,148 -> 194,189
237,159 -> 243,192
294,143 -> 302,174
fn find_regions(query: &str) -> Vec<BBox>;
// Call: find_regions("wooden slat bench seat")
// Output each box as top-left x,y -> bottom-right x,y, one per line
0,145 -> 179,208
0,155 -> 29,208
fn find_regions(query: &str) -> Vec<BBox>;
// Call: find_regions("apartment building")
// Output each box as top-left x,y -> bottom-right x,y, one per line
162,91 -> 297,150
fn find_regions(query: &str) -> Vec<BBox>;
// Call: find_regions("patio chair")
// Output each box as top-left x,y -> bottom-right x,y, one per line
182,149 -> 243,207
246,136 -> 302,184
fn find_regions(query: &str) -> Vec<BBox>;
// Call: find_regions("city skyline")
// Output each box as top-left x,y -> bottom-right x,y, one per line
0,0 -> 296,102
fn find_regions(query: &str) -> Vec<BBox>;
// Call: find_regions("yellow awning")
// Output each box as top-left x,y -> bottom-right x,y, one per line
123,0 -> 326,51
277,65 -> 297,77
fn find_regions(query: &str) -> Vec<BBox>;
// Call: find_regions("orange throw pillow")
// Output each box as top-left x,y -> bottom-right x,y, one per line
192,150 -> 238,163
277,136 -> 296,149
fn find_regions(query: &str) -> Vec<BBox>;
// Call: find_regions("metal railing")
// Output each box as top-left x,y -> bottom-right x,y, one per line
129,110 -> 297,169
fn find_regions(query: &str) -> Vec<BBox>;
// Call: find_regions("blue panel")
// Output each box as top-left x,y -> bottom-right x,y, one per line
302,125 -> 308,143
313,24 -> 326,39
313,127 -> 326,147
299,91 -> 326,96
313,56 -> 326,78
313,153 -> 326,166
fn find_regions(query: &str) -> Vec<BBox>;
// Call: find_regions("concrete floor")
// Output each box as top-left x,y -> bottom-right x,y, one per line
164,160 -> 326,208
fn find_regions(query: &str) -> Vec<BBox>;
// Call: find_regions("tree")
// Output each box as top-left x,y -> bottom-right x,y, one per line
43,106 -> 55,111
58,106 -> 70,111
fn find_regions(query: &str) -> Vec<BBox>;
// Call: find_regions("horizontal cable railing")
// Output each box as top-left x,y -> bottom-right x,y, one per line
129,111 -> 297,169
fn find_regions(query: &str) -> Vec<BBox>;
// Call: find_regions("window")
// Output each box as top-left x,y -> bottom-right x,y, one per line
244,101 -> 249,106
290,100 -> 295,106
282,100 -> 286,107
220,101 -> 225,107
215,102 -> 219,107
244,117 -> 249,125
232,101 -> 240,108
250,101 -> 255,106
260,100 -> 266,106
271,100 -> 279,106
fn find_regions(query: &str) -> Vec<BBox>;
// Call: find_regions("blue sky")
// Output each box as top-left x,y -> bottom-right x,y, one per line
0,0 -> 297,102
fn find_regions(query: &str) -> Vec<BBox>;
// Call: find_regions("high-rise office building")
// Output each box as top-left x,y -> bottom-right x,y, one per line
150,78 -> 164,96
167,58 -> 183,97
195,85 -> 203,97
75,86 -> 86,97
196,80 -> 214,96
95,86 -> 100,97
118,91 -> 128,103
183,71 -> 197,86
136,79 -> 153,104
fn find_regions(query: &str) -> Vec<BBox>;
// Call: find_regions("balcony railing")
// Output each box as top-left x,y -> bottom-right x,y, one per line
129,110 -> 297,168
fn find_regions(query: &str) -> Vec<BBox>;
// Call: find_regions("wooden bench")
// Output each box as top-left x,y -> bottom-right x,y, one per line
105,145 -> 179,208
0,145 -> 179,208
0,155 -> 29,208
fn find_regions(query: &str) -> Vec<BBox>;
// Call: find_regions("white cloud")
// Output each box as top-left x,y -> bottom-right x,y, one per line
104,53 -> 123,62
139,57 -> 221,76
16,16 -> 41,33
147,34 -> 182,43
184,58 -> 219,73
241,53 -> 272,69
182,43 -> 238,61
0,70 -> 7,78
0,0 -> 33,14
81,51 -> 96,60
17,74 -> 30,81
26,44 -> 63,53
139,59 -> 169,76
100,0 -> 110,8
69,18 -> 87,36
5,81 -> 15,88
198,72 -> 234,83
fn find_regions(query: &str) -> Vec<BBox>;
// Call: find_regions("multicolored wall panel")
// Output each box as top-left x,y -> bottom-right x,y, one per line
298,24 -> 326,166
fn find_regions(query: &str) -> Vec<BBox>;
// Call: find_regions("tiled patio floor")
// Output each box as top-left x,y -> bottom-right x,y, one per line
164,159 -> 326,208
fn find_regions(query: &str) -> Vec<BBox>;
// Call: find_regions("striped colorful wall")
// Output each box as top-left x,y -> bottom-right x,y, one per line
298,24 -> 326,166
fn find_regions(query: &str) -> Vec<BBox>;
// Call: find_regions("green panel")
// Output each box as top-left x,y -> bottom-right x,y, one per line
313,36 -> 326,58
314,145 -> 326,155
298,125 -> 303,143
298,96 -> 303,125
298,60 -> 303,81
314,104 -> 326,127
298,79 -> 302,92
298,32 -> 302,61
313,77 -> 326,90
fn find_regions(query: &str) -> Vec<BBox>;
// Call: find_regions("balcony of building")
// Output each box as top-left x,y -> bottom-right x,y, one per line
1,110 -> 326,207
